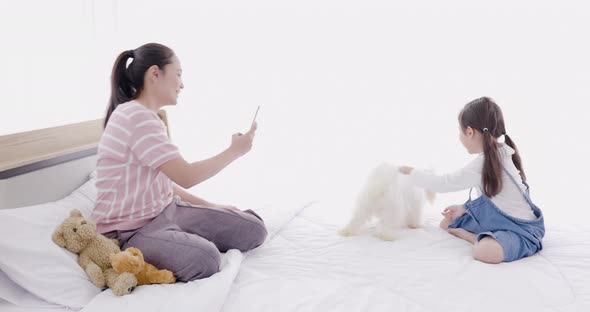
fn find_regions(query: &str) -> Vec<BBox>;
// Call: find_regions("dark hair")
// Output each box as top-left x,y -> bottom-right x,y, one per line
104,43 -> 175,127
458,97 -> 526,197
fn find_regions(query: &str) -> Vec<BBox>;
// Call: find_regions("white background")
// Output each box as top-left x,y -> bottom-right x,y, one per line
1,0 -> 589,225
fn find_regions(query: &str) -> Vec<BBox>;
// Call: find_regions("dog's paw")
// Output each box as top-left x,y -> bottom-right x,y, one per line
337,227 -> 358,237
374,231 -> 397,241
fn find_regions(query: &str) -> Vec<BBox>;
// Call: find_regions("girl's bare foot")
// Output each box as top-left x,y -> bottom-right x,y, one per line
447,227 -> 477,244
439,213 -> 453,230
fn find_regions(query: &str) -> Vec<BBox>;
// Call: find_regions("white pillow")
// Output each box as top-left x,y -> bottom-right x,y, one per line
0,173 -> 100,309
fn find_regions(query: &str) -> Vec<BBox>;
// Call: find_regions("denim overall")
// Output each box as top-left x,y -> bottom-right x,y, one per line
448,169 -> 545,262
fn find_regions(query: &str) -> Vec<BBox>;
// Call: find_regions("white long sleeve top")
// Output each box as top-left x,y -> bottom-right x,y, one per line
408,144 -> 536,220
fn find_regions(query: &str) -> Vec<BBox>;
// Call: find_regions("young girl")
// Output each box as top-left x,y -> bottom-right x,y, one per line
399,97 -> 545,264
90,43 -> 267,281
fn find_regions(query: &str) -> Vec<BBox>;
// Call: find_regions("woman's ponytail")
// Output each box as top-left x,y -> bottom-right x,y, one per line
105,50 -> 136,128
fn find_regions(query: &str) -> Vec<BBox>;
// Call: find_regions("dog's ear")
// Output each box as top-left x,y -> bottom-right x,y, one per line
52,225 -> 66,247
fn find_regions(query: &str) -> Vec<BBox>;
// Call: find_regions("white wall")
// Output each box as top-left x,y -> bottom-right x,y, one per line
1,0 -> 589,225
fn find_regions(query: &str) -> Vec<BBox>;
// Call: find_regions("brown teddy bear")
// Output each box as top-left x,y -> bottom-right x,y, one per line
110,247 -> 176,286
52,209 -> 137,296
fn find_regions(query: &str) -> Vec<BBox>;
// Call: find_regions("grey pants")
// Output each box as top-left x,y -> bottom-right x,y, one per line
103,199 -> 267,282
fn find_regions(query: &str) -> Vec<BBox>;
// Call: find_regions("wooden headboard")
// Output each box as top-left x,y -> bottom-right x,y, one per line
0,109 -> 169,209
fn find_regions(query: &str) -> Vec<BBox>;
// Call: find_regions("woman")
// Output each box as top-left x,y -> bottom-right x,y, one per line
90,43 -> 267,281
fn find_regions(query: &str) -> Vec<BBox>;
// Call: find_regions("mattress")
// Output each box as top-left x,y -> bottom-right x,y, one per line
2,199 -> 588,312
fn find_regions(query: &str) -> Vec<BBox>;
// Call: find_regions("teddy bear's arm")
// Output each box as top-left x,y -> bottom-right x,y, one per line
51,226 -> 66,247
79,252 -> 106,288
78,252 -> 92,268
145,267 -> 176,284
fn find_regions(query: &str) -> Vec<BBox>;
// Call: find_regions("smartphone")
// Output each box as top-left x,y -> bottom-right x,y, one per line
251,105 -> 260,126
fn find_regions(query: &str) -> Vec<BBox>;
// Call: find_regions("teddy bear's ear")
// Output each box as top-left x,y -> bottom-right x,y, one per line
126,247 -> 144,262
52,226 -> 66,247
70,209 -> 83,217
111,251 -> 143,274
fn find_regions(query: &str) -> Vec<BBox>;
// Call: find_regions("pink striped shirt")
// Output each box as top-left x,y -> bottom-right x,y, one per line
91,101 -> 181,233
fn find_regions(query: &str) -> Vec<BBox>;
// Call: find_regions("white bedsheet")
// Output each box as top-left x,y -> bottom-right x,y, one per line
221,200 -> 590,312
0,271 -> 67,312
0,299 -> 70,312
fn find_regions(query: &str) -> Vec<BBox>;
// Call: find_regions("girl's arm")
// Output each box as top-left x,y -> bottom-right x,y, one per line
403,157 -> 483,193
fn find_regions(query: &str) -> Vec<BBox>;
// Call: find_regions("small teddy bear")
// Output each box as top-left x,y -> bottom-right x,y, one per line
52,209 -> 137,296
110,247 -> 176,286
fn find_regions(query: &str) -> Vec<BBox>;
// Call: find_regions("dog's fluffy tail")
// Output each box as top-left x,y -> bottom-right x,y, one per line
420,166 -> 437,205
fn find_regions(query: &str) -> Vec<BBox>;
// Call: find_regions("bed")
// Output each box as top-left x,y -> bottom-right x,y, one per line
1,116 -> 589,312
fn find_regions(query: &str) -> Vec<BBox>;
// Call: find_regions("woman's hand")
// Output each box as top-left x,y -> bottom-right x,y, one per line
229,122 -> 257,157
398,166 -> 414,175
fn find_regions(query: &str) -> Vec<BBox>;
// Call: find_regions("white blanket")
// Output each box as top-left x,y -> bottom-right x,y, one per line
221,200 -> 590,312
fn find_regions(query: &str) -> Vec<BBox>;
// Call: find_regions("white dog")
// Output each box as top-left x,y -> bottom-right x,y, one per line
338,163 -> 435,241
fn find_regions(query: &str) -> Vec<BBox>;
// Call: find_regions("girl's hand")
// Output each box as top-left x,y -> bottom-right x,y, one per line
398,166 -> 414,175
229,122 -> 257,157
441,205 -> 467,221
